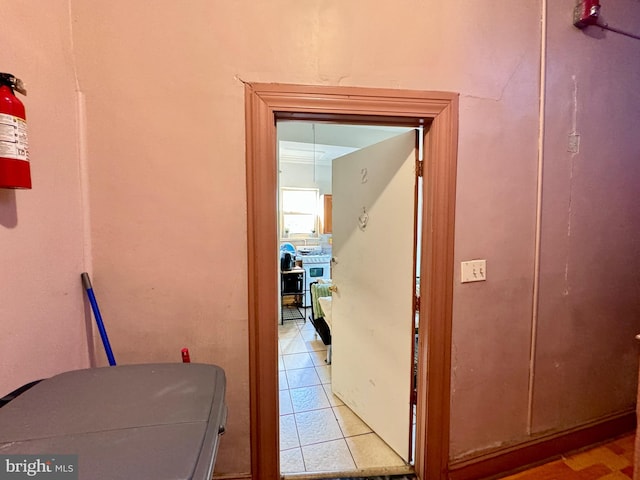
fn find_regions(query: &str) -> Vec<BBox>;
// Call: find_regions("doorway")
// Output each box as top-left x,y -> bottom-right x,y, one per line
245,83 -> 459,480
277,122 -> 418,475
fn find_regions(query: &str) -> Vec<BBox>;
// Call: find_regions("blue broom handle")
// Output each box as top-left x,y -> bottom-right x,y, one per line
81,273 -> 116,366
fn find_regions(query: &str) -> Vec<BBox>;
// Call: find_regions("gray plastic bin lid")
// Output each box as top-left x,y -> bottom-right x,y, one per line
0,363 -> 226,480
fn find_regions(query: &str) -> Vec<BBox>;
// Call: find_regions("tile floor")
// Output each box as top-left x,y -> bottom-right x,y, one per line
278,311 -> 408,475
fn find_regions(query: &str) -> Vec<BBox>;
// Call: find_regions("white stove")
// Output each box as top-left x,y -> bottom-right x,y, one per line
299,254 -> 332,264
298,254 -> 332,307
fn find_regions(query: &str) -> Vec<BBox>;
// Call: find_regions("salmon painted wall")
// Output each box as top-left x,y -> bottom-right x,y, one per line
57,0 -> 640,474
68,2 -> 539,472
0,1 -> 90,396
450,0 -> 640,459
532,0 -> 640,433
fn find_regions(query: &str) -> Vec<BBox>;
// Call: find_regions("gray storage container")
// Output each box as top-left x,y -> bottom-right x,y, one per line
0,363 -> 227,480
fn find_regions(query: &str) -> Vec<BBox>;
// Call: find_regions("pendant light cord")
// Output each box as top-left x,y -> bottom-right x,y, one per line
312,123 -> 316,183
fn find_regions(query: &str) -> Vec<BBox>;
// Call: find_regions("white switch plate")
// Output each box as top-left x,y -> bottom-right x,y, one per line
461,260 -> 486,283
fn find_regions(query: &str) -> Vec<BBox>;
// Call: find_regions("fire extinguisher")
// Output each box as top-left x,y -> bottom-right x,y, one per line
0,73 -> 31,189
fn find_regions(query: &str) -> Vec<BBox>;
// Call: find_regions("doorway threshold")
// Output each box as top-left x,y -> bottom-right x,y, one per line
283,465 -> 415,479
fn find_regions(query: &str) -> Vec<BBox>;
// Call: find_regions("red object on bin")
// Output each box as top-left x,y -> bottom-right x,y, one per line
181,348 -> 191,363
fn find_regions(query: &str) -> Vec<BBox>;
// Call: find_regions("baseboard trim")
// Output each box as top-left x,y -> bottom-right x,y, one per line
448,410 -> 636,480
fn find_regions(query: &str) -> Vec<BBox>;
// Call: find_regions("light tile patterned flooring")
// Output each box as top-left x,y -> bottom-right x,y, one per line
278,312 -> 407,474
500,433 -> 634,480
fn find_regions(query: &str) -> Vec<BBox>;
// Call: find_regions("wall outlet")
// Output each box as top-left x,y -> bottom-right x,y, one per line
461,260 -> 486,283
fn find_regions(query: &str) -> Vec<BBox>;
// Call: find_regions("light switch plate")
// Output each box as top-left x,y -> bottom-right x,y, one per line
461,260 -> 486,283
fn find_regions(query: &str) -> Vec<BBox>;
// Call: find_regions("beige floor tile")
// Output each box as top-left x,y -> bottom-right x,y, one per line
322,384 -> 344,406
298,318 -> 314,329
283,352 -> 314,370
300,328 -> 320,341
278,324 -> 301,338
280,414 -> 300,450
332,405 -> 372,437
286,367 -> 321,389
278,323 -> 302,340
280,447 -> 305,474
315,365 -> 331,384
345,432 -> 406,469
309,349 -> 330,366
290,385 -> 330,413
279,389 -> 293,415
301,438 -> 356,472
279,370 -> 288,391
295,408 -> 343,446
300,328 -> 324,343
305,338 -> 329,352
280,336 -> 309,355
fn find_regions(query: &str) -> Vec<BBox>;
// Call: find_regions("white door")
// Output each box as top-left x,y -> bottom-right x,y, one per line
331,130 -> 417,462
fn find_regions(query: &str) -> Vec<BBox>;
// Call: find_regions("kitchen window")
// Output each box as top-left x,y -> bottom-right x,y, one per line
280,187 -> 319,237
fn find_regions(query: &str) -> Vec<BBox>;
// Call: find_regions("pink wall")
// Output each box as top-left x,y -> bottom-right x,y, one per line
69,2 -> 543,471
4,0 -> 638,475
451,0 -> 640,458
0,1 -> 90,396
533,0 -> 640,432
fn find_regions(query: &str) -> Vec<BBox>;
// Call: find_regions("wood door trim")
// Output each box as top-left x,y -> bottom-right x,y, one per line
244,83 -> 459,480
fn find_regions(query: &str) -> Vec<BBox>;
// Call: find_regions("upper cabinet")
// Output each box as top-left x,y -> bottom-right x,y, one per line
321,194 -> 332,234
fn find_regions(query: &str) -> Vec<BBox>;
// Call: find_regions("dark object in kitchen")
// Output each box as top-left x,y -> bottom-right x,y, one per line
280,251 -> 295,271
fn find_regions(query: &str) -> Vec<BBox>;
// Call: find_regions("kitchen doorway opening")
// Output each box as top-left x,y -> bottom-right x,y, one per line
277,121 -> 420,476
245,83 -> 458,480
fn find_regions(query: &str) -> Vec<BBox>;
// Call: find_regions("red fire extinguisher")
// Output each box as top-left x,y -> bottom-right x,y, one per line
0,73 -> 31,189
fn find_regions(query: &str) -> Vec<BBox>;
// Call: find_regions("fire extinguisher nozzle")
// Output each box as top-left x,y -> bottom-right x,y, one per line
0,73 -> 26,95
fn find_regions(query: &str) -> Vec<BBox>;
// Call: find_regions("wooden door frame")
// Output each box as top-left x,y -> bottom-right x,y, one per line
245,83 -> 458,480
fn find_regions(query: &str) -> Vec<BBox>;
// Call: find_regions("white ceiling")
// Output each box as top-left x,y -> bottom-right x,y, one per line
277,122 -> 414,165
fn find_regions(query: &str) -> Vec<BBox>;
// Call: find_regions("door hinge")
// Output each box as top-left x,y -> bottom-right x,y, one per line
414,295 -> 420,312
416,160 -> 423,177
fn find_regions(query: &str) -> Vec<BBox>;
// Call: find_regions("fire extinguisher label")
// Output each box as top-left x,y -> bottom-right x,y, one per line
0,113 -> 29,162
